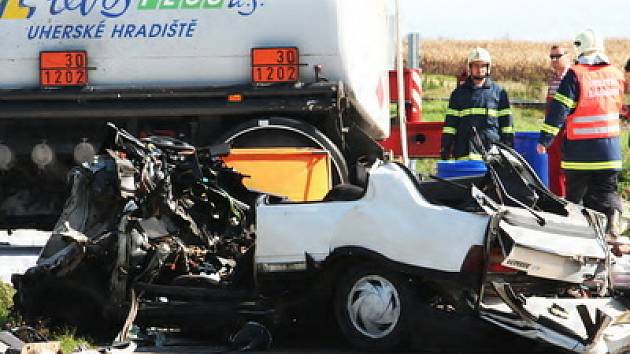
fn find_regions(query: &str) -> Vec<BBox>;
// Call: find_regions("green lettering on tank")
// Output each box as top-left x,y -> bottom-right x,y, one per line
137,0 -> 159,10
137,0 -> 224,10
202,0 -> 224,8
159,0 -> 181,9
181,0 -> 202,9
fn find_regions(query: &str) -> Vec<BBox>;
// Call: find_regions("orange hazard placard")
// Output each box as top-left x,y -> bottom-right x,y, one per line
251,47 -> 299,83
40,51 -> 88,87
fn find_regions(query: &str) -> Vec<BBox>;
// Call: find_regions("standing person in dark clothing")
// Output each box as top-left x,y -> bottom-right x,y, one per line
441,47 -> 513,160
546,45 -> 571,197
537,29 -> 626,237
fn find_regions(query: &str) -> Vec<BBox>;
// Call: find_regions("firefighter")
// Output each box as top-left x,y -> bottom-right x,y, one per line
440,48 -> 513,160
537,29 -> 626,237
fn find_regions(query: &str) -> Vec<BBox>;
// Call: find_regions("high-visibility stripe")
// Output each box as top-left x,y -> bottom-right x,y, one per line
561,160 -> 622,170
498,108 -> 512,116
446,108 -> 461,117
442,127 -> 457,134
446,108 -> 499,117
572,125 -> 620,136
554,92 -> 577,108
457,154 -> 483,160
572,113 -> 619,124
541,123 -> 560,135
501,126 -> 514,134
467,108 -> 490,116
567,113 -> 620,139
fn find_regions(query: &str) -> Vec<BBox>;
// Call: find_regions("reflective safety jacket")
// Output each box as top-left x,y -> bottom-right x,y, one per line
566,65 -> 623,140
441,77 -> 513,160
539,63 -> 625,171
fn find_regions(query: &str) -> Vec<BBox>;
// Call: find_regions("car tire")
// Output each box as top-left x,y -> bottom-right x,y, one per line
334,264 -> 411,351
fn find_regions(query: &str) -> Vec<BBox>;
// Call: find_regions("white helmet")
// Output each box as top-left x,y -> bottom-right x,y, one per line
467,47 -> 492,73
574,29 -> 605,57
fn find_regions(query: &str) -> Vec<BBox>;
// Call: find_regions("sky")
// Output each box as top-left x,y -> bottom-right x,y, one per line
400,0 -> 630,41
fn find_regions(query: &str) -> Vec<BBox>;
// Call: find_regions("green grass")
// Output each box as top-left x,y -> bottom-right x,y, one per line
421,74 -> 457,99
414,77 -> 630,189
52,328 -> 92,353
619,130 -> 630,200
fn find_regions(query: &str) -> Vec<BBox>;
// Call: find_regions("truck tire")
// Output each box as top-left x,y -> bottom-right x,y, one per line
334,264 -> 411,351
218,117 -> 349,184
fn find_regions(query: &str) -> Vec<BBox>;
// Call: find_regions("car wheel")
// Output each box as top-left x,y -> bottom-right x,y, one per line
334,264 -> 411,351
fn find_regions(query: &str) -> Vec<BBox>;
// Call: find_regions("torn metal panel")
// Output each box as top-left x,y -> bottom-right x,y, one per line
13,124 -> 258,343
480,283 -> 630,353
495,206 -> 609,284
472,187 -> 609,283
107,149 -> 137,199
499,210 -> 606,259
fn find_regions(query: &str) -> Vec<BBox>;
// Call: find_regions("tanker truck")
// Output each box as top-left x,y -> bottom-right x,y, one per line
0,0 -> 394,230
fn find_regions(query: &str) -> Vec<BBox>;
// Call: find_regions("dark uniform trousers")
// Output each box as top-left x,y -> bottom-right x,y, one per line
565,170 -> 623,215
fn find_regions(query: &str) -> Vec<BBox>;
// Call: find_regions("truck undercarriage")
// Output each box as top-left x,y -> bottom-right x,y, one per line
0,83 -> 383,230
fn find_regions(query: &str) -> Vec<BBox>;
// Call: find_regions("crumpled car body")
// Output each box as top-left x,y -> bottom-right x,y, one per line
12,125 -> 630,353
256,156 -> 630,353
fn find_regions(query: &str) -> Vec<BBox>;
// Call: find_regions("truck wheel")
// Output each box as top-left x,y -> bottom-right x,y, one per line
218,117 -> 349,184
334,265 -> 411,351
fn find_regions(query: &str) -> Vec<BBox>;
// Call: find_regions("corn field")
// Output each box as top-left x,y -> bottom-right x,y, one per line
419,39 -> 630,83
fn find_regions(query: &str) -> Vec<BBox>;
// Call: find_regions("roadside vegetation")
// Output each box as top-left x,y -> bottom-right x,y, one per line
0,282 -> 15,328
420,39 -> 630,84
1,281 -> 91,353
53,328 -> 92,354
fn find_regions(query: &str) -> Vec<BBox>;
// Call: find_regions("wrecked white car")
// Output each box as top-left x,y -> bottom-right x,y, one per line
12,124 -> 630,353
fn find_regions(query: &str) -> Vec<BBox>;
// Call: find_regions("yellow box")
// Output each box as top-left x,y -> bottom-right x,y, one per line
223,148 -> 332,202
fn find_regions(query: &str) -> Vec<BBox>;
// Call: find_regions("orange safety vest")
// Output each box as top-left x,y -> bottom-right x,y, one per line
566,64 -> 624,140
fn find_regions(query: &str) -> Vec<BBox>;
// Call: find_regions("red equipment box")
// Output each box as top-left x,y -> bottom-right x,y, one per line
380,121 -> 443,158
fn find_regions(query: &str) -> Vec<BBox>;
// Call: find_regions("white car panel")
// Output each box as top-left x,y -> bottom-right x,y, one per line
255,162 -> 490,272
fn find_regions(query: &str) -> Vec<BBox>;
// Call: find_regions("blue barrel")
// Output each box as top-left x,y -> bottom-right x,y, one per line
436,160 -> 487,179
514,132 -> 549,186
